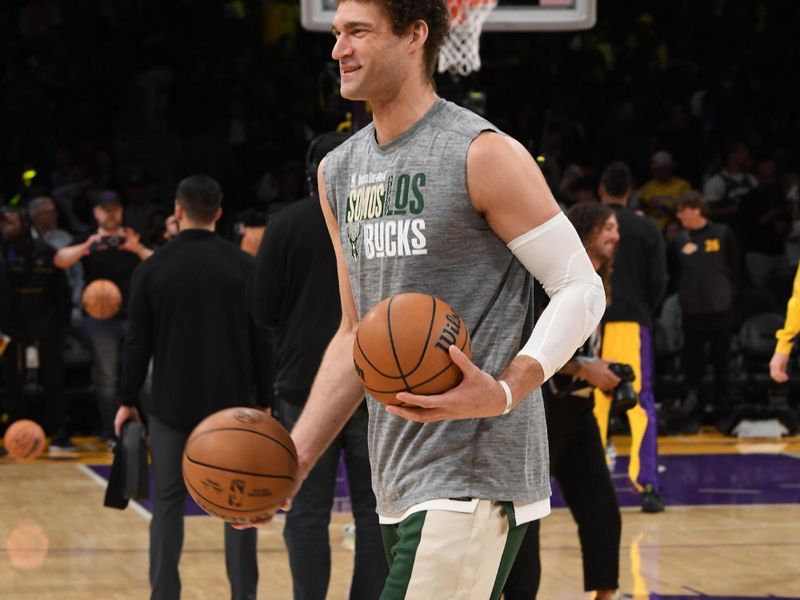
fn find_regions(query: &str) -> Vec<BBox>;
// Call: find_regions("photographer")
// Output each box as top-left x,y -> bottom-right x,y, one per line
55,191 -> 153,447
505,202 -> 623,600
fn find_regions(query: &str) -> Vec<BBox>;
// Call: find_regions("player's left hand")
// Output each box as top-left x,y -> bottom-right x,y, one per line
387,345 -> 506,422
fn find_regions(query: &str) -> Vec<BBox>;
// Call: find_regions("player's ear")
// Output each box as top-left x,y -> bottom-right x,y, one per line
409,19 -> 429,49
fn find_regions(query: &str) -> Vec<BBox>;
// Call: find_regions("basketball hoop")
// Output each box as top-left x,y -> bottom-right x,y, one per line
438,0 -> 498,77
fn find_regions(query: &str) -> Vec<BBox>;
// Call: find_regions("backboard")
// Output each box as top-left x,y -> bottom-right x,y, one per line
300,0 -> 597,33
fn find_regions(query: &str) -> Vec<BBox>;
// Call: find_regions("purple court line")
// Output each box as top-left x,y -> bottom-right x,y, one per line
90,451 -> 800,517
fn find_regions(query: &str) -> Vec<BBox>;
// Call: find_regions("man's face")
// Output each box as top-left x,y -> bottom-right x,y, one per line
331,1 -> 412,103
587,214 -> 619,266
31,200 -> 58,232
0,211 -> 23,242
94,203 -> 123,231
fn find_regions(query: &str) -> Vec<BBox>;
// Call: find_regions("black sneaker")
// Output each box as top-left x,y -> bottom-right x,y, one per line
49,433 -> 78,452
641,485 -> 665,513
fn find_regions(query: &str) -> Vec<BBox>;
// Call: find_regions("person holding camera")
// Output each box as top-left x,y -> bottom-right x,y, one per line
505,202 -> 623,600
54,190 -> 153,447
598,161 -> 667,513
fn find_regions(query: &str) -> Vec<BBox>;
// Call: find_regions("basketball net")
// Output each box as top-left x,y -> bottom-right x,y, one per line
438,0 -> 498,77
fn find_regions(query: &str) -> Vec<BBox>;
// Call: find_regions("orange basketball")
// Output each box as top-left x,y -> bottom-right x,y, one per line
353,293 -> 472,405
182,407 -> 298,523
3,419 -> 47,460
82,278 -> 122,319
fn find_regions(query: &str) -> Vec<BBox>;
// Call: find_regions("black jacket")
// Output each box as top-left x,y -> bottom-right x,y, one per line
119,229 -> 270,432
249,197 -> 340,405
604,204 -> 667,329
1,238 -> 71,341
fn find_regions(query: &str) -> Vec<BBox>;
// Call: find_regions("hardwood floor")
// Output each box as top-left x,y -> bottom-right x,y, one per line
1,433 -> 798,599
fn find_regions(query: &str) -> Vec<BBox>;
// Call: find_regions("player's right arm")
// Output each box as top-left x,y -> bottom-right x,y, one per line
289,158 -> 366,481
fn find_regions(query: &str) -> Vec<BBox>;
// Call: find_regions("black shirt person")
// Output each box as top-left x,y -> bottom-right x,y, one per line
114,175 -> 268,600
0,207 -> 72,449
249,131 -> 388,600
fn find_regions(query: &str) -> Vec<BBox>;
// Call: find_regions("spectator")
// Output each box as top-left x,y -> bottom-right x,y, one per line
703,140 -> 758,235
0,206 -> 73,450
28,196 -> 83,308
636,151 -> 691,231
598,161 -> 667,513
672,190 -> 739,428
739,157 -> 792,289
114,174 -> 267,600
505,202 -> 622,600
54,191 -> 153,447
249,131 -> 387,600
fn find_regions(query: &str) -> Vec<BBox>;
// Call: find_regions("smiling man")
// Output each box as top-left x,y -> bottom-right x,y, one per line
242,2 -> 605,598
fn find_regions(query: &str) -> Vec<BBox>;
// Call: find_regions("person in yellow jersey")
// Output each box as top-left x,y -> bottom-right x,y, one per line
769,262 -> 800,383
636,151 -> 691,231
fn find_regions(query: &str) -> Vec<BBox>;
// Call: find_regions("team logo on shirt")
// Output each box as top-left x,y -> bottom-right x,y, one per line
343,170 -> 427,260
682,242 -> 698,255
704,238 -> 721,253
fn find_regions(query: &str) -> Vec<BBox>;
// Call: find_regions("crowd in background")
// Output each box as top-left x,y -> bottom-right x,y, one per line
1,0 -> 800,440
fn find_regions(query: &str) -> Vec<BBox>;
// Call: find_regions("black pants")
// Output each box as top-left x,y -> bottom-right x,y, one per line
683,325 -> 733,413
278,399 -> 387,600
148,417 -> 258,600
504,394 -> 621,598
1,332 -> 66,435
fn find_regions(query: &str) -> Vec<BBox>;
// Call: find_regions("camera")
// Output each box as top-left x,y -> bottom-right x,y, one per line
607,362 -> 637,413
89,234 -> 127,253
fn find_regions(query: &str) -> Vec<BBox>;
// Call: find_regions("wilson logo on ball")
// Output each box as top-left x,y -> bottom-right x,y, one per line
435,312 -> 462,352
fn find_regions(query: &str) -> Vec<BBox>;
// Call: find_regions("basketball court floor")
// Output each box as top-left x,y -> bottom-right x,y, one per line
1,432 -> 799,599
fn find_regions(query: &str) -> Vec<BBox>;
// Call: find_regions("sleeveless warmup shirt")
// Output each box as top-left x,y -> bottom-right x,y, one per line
323,99 -> 551,516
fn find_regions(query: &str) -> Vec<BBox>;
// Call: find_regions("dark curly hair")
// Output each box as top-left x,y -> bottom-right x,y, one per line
337,0 -> 450,79
566,202 -> 615,304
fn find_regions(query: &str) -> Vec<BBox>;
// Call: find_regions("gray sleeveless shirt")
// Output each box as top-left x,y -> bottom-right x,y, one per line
323,99 -> 550,515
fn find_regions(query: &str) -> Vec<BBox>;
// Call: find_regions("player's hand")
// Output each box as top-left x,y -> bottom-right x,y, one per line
387,345 -> 506,422
230,498 -> 293,530
113,405 -> 141,438
577,359 -> 621,392
769,351 -> 789,383
231,463 -> 305,530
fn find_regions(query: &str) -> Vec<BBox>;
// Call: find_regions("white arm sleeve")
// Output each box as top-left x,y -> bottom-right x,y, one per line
509,212 -> 606,381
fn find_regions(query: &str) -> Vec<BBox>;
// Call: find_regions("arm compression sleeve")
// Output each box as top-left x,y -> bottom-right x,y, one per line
509,212 -> 606,381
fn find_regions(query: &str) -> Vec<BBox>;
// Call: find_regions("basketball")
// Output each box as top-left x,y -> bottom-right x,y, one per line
353,293 -> 472,405
3,419 -> 47,460
82,278 -> 122,319
182,407 -> 298,523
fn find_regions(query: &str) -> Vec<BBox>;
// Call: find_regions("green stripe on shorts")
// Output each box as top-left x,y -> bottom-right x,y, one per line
489,502 -> 528,600
380,512 -> 427,600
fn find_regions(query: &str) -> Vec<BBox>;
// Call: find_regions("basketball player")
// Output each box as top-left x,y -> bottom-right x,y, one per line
597,162 -> 667,513
54,191 -> 153,447
250,131 -> 388,600
241,2 -> 605,598
113,175 -> 269,600
505,203 -> 622,600
770,260 -> 800,383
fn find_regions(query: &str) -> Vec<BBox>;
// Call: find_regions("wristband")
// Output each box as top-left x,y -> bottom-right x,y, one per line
498,380 -> 513,415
